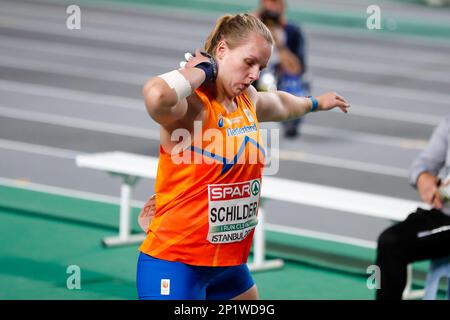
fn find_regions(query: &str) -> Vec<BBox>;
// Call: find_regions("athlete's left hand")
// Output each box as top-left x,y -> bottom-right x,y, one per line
138,194 -> 156,232
317,92 -> 350,113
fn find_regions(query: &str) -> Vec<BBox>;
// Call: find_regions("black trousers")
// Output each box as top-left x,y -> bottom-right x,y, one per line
375,208 -> 450,300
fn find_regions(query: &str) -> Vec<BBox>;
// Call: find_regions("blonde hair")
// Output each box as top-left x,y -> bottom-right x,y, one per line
204,13 -> 274,57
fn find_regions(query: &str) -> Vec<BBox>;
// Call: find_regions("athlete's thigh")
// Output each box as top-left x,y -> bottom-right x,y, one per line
205,263 -> 256,300
231,284 -> 259,300
136,252 -> 206,300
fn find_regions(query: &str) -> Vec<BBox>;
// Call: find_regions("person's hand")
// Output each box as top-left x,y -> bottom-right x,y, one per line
138,194 -> 156,232
316,92 -> 350,113
180,49 -> 218,83
417,172 -> 443,209
179,49 -> 211,69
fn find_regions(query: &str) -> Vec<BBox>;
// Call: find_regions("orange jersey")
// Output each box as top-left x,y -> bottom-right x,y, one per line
139,87 -> 266,266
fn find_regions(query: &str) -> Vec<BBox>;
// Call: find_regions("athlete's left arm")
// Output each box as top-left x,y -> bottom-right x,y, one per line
247,85 -> 350,122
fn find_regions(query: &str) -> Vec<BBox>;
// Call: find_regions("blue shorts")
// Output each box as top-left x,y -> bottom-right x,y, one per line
136,252 -> 255,300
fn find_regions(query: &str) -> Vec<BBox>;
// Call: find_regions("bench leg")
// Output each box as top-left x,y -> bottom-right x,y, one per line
402,263 -> 425,299
248,204 -> 284,272
103,175 -> 145,247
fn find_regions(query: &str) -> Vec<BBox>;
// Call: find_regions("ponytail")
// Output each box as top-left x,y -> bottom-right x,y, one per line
203,13 -> 273,57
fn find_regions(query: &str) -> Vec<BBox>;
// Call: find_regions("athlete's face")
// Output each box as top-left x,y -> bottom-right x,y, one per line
217,33 -> 272,97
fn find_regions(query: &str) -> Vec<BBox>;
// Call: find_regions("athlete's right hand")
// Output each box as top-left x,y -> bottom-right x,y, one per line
179,49 -> 218,83
138,194 -> 156,232
179,49 -> 210,69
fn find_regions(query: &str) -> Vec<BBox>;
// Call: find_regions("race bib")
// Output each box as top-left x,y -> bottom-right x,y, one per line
207,179 -> 261,244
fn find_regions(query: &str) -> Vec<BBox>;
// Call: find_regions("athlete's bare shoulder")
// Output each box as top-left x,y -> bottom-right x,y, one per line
245,85 -> 259,108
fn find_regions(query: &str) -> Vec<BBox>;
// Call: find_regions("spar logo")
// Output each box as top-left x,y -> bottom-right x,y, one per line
210,181 -> 252,201
251,180 -> 260,196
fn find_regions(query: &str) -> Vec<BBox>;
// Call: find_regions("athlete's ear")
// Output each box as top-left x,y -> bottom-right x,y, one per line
215,40 -> 227,60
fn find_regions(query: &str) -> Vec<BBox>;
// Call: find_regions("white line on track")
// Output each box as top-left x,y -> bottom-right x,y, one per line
310,41 -> 450,67
0,105 -> 160,140
0,79 -> 143,111
331,105 -> 441,126
0,1 -> 209,38
0,176 -> 146,208
0,55 -> 148,85
265,223 -> 377,249
0,36 -> 178,70
301,124 -> 427,150
311,56 -> 450,83
0,138 -> 81,159
316,78 -> 450,106
0,15 -> 202,51
277,150 -> 409,178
